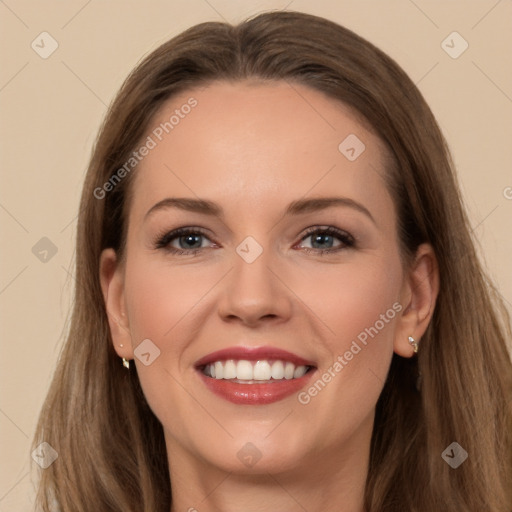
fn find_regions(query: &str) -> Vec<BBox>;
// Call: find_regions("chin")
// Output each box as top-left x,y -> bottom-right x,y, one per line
195,430 -> 312,475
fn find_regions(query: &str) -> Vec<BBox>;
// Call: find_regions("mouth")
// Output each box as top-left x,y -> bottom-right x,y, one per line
195,346 -> 317,405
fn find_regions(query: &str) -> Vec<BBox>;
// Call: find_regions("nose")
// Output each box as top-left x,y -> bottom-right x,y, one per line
217,244 -> 293,327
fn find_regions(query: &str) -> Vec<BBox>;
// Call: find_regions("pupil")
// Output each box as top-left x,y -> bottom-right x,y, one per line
313,234 -> 332,249
182,234 -> 201,248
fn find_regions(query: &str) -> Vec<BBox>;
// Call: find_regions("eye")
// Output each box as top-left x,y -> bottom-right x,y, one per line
153,225 -> 355,256
154,227 -> 216,256
297,226 -> 355,254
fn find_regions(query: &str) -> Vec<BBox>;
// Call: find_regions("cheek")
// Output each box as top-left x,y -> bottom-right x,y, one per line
290,250 -> 403,414
296,252 -> 402,352
292,251 -> 402,433
122,255 -> 222,441
123,255 -> 220,352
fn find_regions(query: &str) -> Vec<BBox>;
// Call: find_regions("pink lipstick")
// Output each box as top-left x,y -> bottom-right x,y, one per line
195,346 -> 316,405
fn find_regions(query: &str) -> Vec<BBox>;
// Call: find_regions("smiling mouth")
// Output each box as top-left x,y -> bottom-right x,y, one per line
200,359 -> 315,383
194,347 -> 317,405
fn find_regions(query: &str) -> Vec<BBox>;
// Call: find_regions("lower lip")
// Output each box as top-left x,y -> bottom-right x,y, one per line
197,370 -> 316,405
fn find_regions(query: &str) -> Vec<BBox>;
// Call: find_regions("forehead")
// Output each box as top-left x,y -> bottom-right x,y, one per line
128,80 -> 394,226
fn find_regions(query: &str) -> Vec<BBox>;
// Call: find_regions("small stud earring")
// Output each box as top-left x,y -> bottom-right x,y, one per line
122,358 -> 130,369
408,336 -> 419,353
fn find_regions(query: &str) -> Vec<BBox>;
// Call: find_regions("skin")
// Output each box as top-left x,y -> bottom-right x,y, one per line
100,81 -> 439,512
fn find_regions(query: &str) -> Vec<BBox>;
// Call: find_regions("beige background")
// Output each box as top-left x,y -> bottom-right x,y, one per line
1,0 -> 511,509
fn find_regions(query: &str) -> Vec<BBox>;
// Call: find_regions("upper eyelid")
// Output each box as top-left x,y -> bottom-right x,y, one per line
154,226 -> 213,245
298,227 -> 355,247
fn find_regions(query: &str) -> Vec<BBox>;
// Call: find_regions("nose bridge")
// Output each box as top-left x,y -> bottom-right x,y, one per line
234,238 -> 272,288
217,235 -> 291,324
232,236 -> 276,299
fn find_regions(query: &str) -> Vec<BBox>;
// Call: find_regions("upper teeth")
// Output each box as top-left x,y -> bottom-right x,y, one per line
202,360 -> 309,381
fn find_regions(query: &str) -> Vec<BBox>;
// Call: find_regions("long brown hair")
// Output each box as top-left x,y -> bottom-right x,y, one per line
32,11 -> 512,511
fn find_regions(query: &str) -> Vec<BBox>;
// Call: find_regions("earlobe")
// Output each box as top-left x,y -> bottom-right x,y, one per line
99,248 -> 134,360
394,243 -> 439,357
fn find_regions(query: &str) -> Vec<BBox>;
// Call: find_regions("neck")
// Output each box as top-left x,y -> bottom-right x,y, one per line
166,418 -> 372,512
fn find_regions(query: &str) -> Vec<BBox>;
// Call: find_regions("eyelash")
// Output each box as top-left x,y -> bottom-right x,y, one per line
154,227 -> 214,256
299,226 -> 355,254
153,226 -> 355,257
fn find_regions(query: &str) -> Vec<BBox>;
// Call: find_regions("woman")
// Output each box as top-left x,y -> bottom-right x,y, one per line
32,10 -> 512,512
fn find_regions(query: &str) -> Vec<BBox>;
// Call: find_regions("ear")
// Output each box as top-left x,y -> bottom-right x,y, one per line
394,243 -> 439,357
99,248 -> 134,360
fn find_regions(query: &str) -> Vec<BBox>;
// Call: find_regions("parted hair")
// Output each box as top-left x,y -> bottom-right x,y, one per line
33,11 -> 512,512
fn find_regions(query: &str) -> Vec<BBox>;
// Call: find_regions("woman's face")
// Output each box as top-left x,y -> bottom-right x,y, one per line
102,80 -> 431,477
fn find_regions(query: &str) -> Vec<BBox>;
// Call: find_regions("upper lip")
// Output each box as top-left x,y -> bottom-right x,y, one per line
195,346 -> 316,368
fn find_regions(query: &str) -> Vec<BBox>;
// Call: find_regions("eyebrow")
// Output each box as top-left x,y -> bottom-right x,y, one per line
144,196 -> 375,224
